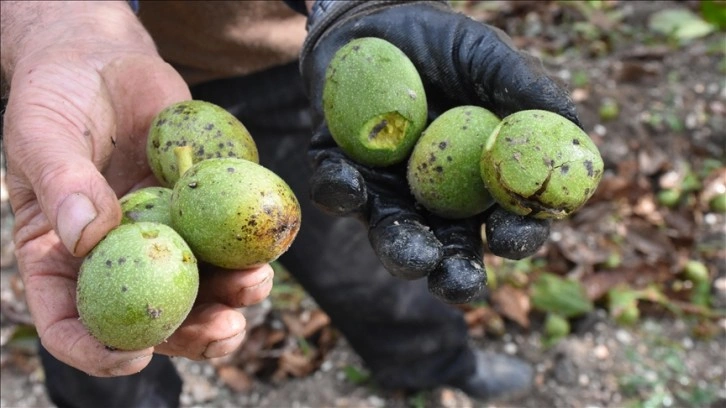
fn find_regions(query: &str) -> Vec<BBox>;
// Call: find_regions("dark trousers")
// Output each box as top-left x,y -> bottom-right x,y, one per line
41,62 -> 475,407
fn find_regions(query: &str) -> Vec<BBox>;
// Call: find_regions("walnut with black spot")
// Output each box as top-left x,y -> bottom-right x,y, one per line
146,100 -> 259,187
76,222 -> 199,350
480,110 -> 604,219
407,106 -> 500,219
170,158 -> 301,269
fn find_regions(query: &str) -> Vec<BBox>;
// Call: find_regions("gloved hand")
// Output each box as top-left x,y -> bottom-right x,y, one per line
300,0 -> 579,303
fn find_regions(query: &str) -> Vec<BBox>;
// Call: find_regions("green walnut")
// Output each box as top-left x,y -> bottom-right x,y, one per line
76,222 -> 199,350
147,100 -> 259,187
407,106 -> 499,219
480,110 -> 603,219
119,186 -> 173,226
323,37 -> 427,167
544,313 -> 571,339
170,157 -> 301,269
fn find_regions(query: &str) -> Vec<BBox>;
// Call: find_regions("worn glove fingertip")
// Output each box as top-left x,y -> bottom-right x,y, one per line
428,256 -> 487,304
310,160 -> 367,216
370,220 -> 443,280
485,207 -> 551,260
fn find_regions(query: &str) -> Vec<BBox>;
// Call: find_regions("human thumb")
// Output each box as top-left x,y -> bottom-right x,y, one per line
54,168 -> 121,257
4,100 -> 122,257
11,153 -> 121,257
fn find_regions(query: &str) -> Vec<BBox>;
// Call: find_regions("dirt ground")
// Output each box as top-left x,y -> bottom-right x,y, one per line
1,1 -> 725,408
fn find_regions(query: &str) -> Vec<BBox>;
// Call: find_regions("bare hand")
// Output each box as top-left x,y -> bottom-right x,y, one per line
3,3 -> 272,376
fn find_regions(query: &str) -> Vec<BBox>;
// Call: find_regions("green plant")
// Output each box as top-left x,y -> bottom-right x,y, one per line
571,69 -> 591,88
700,0 -> 726,30
531,273 -> 594,318
342,365 -> 371,385
649,8 -> 716,46
269,261 -> 308,310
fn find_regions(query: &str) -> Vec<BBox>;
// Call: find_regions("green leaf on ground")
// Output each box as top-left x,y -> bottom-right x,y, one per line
649,9 -> 716,42
342,365 -> 371,385
530,273 -> 594,317
543,313 -> 571,347
608,286 -> 641,326
701,0 -> 726,30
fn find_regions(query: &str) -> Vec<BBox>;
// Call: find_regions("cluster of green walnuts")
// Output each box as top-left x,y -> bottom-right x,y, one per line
76,101 -> 301,351
323,37 -> 604,221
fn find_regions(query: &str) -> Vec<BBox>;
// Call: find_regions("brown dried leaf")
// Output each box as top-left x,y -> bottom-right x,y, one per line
464,306 -> 490,327
300,310 -> 331,338
237,327 -> 270,356
491,285 -> 530,328
553,225 -> 611,266
581,268 -> 633,300
633,194 -> 664,226
216,365 -> 253,393
4,349 -> 40,374
265,329 -> 288,348
637,146 -> 669,177
240,357 -> 267,376
619,45 -> 671,61
277,350 -> 316,378
699,167 -> 726,207
612,60 -> 660,83
315,326 -> 339,355
280,312 -> 305,337
663,210 -> 696,241
231,326 -> 277,375
625,219 -> 677,263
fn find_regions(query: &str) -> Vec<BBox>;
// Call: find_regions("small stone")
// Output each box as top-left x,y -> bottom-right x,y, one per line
593,344 -> 610,360
553,356 -> 577,385
615,329 -> 632,344
682,337 -> 694,349
578,374 -> 590,386
367,395 -> 385,407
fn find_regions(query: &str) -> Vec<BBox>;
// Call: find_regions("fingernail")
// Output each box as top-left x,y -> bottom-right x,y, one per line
108,354 -> 152,376
57,193 -> 97,255
202,330 -> 245,359
237,272 -> 274,306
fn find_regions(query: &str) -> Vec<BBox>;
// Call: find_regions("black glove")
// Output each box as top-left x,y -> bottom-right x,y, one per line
300,0 -> 578,303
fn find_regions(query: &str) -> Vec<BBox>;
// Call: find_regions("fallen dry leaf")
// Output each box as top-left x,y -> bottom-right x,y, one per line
274,349 -> 317,380
553,225 -> 611,266
280,311 -> 305,337
581,268 -> 634,300
216,365 -> 253,393
491,285 -> 531,328
625,219 -> 677,263
300,310 -> 331,338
